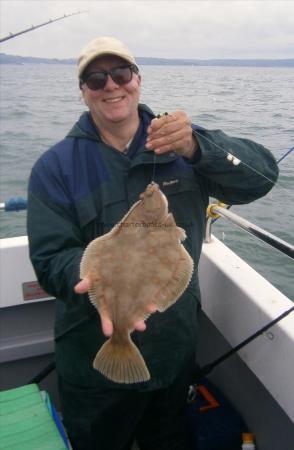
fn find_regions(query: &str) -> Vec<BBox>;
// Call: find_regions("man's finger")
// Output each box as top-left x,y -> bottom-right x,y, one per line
147,113 -> 175,133
146,128 -> 187,151
147,121 -> 179,142
134,304 -> 157,332
74,277 -> 91,294
101,312 -> 113,337
134,320 -> 147,332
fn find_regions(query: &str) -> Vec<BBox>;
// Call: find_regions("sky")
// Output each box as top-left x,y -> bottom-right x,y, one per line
1,0 -> 294,60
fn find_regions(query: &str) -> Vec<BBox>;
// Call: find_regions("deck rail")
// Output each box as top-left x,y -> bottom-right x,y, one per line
205,203 -> 294,260
1,197 -> 293,260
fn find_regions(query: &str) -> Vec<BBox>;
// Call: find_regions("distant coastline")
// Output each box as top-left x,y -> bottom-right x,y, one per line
1,53 -> 293,67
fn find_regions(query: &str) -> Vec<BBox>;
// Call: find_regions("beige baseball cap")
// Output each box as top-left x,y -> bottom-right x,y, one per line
78,36 -> 137,78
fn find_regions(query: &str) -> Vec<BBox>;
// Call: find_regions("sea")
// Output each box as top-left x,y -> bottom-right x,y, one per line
0,63 -> 293,300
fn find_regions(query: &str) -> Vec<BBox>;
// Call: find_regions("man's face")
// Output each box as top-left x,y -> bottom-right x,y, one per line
81,55 -> 141,126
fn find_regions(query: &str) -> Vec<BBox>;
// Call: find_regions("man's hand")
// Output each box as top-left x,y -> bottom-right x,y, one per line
146,111 -> 198,159
74,277 -> 155,337
74,277 -> 115,336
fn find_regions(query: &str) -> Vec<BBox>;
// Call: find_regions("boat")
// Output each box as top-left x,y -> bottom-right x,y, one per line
1,201 -> 293,450
0,15 -> 293,449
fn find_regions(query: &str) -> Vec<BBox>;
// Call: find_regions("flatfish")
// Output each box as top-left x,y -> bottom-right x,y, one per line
80,182 -> 194,384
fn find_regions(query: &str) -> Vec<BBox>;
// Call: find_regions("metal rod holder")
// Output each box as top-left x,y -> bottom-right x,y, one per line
205,204 -> 294,260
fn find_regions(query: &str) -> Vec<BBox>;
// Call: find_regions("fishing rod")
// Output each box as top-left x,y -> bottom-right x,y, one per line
1,145 -> 293,213
276,146 -> 293,164
0,11 -> 88,43
25,144 -> 294,385
28,304 -> 294,385
0,197 -> 27,212
193,305 -> 294,381
210,145 -> 293,225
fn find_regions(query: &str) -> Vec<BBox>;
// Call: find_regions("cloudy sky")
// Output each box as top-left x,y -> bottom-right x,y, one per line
1,0 -> 294,60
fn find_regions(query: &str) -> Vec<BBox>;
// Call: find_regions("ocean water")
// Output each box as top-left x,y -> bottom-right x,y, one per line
0,64 -> 293,299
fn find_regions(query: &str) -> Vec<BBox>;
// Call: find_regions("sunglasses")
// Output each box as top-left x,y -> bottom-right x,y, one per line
80,64 -> 139,91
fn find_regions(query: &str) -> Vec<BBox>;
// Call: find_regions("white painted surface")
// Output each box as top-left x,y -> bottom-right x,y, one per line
0,235 -> 293,422
0,236 -> 52,307
199,236 -> 294,422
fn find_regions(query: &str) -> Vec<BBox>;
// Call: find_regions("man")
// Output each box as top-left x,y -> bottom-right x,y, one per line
27,37 -> 279,450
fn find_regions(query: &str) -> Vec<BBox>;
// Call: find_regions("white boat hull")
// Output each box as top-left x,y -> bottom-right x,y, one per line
0,235 -> 293,449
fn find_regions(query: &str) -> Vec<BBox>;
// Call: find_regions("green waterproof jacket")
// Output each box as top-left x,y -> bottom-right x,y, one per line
27,104 -> 279,390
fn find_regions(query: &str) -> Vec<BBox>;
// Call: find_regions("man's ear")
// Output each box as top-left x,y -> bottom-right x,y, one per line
80,86 -> 89,106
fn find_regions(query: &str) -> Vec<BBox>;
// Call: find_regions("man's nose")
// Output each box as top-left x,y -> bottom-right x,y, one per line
104,74 -> 119,90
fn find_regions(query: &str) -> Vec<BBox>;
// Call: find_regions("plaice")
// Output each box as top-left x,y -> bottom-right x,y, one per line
80,182 -> 194,384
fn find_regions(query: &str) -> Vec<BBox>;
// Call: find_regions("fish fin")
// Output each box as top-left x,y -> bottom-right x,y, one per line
164,214 -> 187,242
93,335 -> 150,384
176,226 -> 187,242
80,237 -> 105,279
155,250 -> 194,312
88,287 -> 109,318
110,199 -> 141,234
80,239 -> 106,313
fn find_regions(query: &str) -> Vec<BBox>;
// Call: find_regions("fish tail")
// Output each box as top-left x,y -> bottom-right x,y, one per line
93,335 -> 150,384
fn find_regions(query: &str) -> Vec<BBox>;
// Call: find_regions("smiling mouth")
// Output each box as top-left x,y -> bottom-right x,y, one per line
104,97 -> 125,103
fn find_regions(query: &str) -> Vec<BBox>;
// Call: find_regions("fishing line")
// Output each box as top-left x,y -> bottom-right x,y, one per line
150,114 -> 291,193
151,112 -> 169,183
25,119 -> 293,386
191,131 -> 293,197
211,145 -> 293,224
152,150 -> 157,182
149,110 -> 291,190
192,128 -> 279,187
276,146 -> 293,164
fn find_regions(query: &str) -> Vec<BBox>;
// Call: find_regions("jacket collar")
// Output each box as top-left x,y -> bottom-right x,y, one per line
66,104 -> 155,142
66,104 -> 179,166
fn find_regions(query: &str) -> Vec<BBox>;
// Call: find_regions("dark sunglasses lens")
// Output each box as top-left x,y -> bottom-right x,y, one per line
85,73 -> 107,90
83,66 -> 135,91
111,66 -> 133,85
